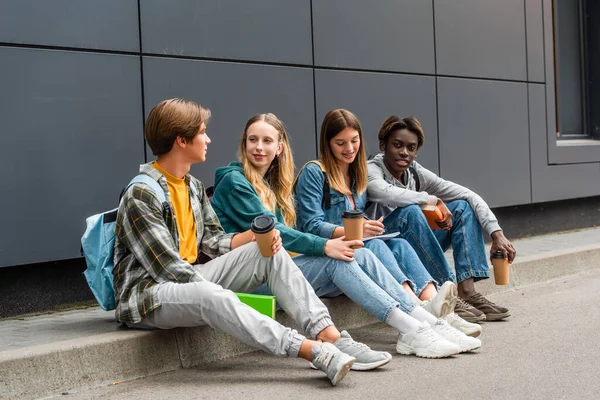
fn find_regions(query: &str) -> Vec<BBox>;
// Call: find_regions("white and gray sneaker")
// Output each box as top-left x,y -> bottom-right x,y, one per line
396,323 -> 461,358
312,342 -> 355,386
431,318 -> 482,353
334,330 -> 392,370
445,312 -> 482,338
422,281 -> 458,318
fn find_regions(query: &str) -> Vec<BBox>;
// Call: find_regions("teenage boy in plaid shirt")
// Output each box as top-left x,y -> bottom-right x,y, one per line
113,98 -> 388,386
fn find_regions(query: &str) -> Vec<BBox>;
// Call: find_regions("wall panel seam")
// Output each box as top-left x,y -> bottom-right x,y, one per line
137,0 -> 147,163
525,1 -> 533,202
432,0 -> 442,177
0,41 -> 547,85
310,0 -> 318,158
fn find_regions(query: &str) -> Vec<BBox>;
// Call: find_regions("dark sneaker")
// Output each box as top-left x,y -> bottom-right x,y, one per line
465,292 -> 511,321
455,298 -> 486,323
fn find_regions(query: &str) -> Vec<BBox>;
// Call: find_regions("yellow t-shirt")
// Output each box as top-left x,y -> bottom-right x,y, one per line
152,162 -> 198,264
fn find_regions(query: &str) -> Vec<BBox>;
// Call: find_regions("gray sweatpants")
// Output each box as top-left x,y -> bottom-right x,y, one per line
129,243 -> 334,357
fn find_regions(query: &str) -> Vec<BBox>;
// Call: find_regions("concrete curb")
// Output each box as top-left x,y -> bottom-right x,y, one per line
0,330 -> 180,400
2,243 -> 599,399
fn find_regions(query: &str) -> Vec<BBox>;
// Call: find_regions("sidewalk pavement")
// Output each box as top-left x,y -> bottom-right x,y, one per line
52,271 -> 600,400
1,227 -> 600,400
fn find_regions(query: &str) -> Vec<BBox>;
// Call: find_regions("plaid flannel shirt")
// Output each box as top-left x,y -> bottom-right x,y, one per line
113,163 -> 235,324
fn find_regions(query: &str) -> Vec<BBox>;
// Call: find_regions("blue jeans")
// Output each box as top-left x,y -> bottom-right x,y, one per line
383,201 -> 490,284
254,248 -> 418,321
364,238 -> 435,296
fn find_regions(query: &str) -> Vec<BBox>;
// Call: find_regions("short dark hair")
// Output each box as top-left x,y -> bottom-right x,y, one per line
378,116 -> 424,149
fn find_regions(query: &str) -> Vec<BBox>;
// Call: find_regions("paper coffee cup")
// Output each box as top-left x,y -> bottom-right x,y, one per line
342,210 -> 364,249
251,216 -> 276,257
491,251 -> 510,285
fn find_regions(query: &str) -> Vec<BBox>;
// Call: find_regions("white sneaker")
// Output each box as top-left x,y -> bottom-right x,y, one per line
445,312 -> 482,337
312,342 -> 355,386
422,281 -> 458,318
431,318 -> 482,353
396,323 -> 461,358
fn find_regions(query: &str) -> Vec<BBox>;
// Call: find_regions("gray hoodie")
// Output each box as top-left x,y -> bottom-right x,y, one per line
366,153 -> 501,236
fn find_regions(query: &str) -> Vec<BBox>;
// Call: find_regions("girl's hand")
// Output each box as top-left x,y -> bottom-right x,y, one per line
363,216 -> 385,238
324,237 -> 363,261
271,229 -> 283,254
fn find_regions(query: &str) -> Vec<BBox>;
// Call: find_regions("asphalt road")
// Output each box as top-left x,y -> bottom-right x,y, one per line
57,270 -> 600,400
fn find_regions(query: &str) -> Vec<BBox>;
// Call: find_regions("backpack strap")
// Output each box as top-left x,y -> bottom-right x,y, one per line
126,174 -> 167,204
409,166 -> 420,192
188,179 -> 200,198
293,160 -> 331,209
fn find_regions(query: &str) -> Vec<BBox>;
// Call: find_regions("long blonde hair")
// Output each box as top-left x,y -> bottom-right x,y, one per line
319,109 -> 368,195
238,113 -> 296,227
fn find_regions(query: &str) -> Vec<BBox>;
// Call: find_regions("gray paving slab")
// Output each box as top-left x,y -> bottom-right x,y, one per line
52,269 -> 600,400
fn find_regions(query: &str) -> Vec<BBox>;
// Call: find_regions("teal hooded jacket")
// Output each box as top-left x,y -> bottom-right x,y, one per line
212,162 -> 328,257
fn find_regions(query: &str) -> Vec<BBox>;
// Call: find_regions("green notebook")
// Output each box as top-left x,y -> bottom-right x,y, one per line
235,293 -> 276,320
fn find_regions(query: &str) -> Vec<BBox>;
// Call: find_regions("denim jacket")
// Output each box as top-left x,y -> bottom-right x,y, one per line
295,162 -> 367,238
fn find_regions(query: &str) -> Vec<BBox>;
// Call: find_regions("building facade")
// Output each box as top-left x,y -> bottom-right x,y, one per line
1,0 -> 599,269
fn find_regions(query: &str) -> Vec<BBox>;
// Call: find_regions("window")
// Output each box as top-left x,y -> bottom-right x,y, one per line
554,0 -> 600,140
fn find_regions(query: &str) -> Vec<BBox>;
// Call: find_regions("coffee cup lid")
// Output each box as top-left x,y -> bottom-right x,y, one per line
490,250 -> 505,259
251,215 -> 275,234
342,210 -> 364,219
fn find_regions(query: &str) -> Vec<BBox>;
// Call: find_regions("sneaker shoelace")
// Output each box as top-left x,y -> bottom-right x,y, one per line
454,298 -> 475,310
456,298 -> 471,309
436,319 -> 463,339
417,325 -> 441,342
314,345 -> 335,368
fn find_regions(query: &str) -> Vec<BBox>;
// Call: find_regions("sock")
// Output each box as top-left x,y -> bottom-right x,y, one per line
410,305 -> 438,325
386,307 -> 421,334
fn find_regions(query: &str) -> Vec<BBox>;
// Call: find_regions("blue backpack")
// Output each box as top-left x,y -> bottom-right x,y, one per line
81,174 -> 167,311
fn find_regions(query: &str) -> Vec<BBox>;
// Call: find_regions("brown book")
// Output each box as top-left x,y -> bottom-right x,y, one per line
420,204 -> 445,230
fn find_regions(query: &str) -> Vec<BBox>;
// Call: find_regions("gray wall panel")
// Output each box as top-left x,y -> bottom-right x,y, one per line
528,84 -> 600,202
0,48 -> 144,267
143,57 -> 316,185
313,0 -> 435,73
435,0 -> 527,81
526,0 -> 545,82
140,0 -> 312,64
0,0 -> 139,52
315,70 -> 439,174
437,77 -> 531,207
